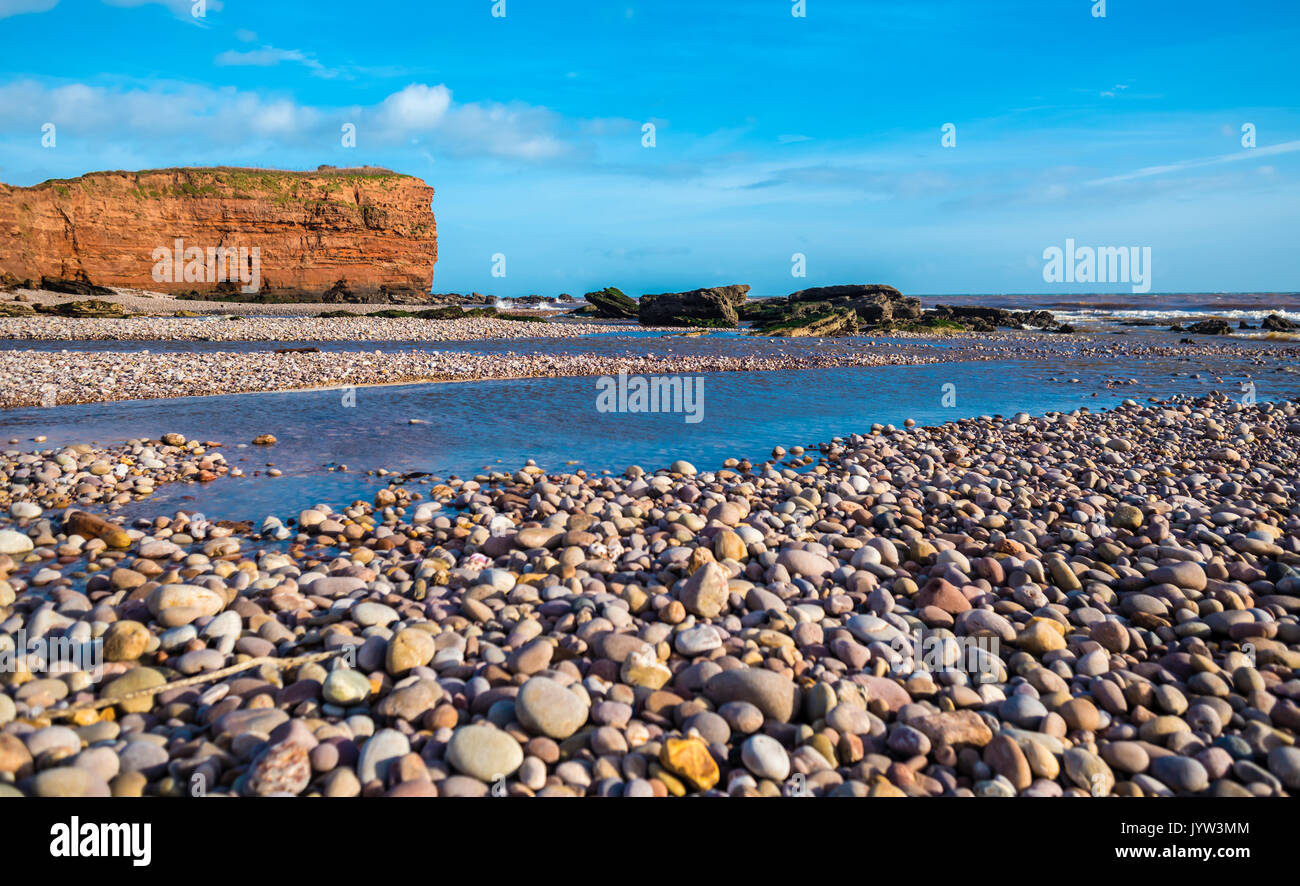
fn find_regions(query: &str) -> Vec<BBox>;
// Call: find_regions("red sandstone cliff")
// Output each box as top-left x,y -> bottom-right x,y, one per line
0,166 -> 436,297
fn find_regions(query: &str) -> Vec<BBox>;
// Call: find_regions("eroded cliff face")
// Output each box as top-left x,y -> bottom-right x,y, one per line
0,166 -> 436,297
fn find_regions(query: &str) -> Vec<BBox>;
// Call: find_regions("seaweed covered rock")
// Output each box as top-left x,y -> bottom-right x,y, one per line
582,287 -> 638,319
924,304 -> 1060,331
753,308 -> 859,337
745,284 -> 917,335
34,299 -> 126,318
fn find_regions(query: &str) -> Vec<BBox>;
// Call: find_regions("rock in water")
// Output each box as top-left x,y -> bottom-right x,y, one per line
63,511 -> 132,548
0,529 -> 33,555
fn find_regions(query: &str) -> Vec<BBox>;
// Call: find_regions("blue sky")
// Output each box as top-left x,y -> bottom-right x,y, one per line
1,0 -> 1297,296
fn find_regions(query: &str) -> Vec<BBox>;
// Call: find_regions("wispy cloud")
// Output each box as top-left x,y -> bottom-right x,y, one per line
587,246 -> 692,260
1087,140 -> 1300,186
2,0 -> 224,21
215,46 -> 334,78
104,0 -> 223,16
103,0 -> 224,19
0,0 -> 57,18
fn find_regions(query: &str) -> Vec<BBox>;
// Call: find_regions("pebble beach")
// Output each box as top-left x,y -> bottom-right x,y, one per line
1,390 -> 1298,798
0,313 -> 639,343
1,283 -> 1299,801
3,311 -> 1299,408
1,342 -> 959,408
6,3 -> 1300,860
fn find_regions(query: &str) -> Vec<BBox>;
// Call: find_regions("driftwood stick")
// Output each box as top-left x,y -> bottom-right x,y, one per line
40,648 -> 347,720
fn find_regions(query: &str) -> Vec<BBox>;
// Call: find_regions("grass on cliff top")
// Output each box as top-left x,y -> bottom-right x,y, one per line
22,165 -> 419,195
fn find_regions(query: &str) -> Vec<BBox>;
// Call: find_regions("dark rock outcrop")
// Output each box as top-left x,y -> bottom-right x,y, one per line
638,284 -> 750,327
318,280 -> 430,305
1262,313 -> 1298,331
40,275 -> 114,297
0,272 -> 33,292
582,287 -> 638,319
321,279 -> 356,304
1185,319 -> 1233,335
924,304 -> 1061,331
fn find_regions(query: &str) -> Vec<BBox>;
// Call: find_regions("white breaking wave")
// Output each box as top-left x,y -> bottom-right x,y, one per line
1054,308 -> 1300,325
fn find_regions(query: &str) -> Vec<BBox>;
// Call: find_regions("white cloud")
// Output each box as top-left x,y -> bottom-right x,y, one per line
370,85 -> 568,161
0,0 -> 58,19
0,79 -> 572,167
378,84 -> 452,129
433,101 -> 567,160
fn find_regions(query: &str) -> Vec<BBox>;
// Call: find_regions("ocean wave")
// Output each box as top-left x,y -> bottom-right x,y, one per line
1053,308 -> 1300,325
